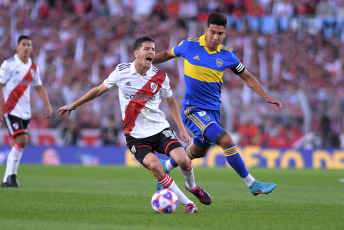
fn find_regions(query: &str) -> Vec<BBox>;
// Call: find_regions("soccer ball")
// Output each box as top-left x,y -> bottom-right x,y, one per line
151,189 -> 178,213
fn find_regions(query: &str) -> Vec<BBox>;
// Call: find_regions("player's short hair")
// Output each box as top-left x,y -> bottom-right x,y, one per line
133,36 -> 154,51
207,13 -> 227,28
17,35 -> 31,45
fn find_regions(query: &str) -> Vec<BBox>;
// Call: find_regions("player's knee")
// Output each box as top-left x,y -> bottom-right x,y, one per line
176,154 -> 190,168
16,135 -> 28,148
217,133 -> 234,148
191,148 -> 208,158
147,159 -> 164,175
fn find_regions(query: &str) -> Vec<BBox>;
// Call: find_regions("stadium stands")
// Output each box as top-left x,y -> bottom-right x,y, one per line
0,0 -> 343,148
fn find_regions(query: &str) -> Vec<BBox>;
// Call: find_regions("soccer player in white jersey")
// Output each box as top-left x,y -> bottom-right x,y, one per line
0,35 -> 52,187
58,36 -> 212,213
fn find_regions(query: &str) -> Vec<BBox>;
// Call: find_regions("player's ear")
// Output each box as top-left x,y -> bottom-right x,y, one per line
133,50 -> 138,58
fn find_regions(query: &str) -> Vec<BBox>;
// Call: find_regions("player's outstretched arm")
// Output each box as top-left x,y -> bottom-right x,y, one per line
153,50 -> 175,64
57,83 -> 109,116
35,85 -> 52,118
164,96 -> 191,145
238,69 -> 282,111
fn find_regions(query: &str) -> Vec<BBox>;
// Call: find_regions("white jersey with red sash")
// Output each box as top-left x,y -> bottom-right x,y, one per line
0,54 -> 42,120
103,62 -> 173,138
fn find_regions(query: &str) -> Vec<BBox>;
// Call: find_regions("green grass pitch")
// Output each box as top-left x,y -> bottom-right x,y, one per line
0,165 -> 343,230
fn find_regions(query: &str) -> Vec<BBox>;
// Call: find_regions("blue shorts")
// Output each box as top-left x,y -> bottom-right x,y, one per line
182,107 -> 224,149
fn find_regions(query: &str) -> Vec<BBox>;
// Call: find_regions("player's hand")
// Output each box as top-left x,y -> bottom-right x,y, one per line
266,97 -> 282,111
179,128 -> 191,145
45,106 -> 52,118
57,104 -> 75,116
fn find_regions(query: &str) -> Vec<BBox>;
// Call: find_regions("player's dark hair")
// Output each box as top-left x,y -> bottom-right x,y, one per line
207,13 -> 227,28
133,36 -> 154,51
17,35 -> 31,45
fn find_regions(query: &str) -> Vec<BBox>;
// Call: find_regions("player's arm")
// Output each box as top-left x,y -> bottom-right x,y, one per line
153,50 -> 176,64
57,83 -> 109,116
238,69 -> 282,111
34,85 -> 52,118
0,84 -> 3,121
0,61 -> 10,122
164,95 -> 191,145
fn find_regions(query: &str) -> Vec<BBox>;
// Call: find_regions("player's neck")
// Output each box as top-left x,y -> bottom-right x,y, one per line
135,63 -> 149,76
18,55 -> 29,64
206,44 -> 217,52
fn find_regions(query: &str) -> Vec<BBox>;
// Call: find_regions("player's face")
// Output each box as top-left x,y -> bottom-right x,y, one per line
204,24 -> 226,51
16,39 -> 33,60
134,41 -> 155,68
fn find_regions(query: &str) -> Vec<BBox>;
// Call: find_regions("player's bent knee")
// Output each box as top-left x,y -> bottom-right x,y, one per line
217,133 -> 234,148
16,134 -> 28,148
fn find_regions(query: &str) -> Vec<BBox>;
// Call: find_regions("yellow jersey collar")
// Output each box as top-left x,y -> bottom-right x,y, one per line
199,35 -> 222,54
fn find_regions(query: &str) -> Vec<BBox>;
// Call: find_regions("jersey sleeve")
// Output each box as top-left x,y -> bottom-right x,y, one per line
171,39 -> 189,57
103,66 -> 120,88
227,50 -> 246,75
32,66 -> 43,86
160,73 -> 173,98
0,61 -> 11,84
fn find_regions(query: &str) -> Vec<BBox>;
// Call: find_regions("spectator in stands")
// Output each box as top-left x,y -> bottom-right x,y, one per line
61,121 -> 82,145
100,115 -> 119,145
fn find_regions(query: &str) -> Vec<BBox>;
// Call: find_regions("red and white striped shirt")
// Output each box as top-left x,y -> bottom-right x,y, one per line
103,62 -> 173,138
0,54 -> 42,119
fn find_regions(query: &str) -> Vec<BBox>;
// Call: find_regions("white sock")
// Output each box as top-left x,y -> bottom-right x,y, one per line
243,173 -> 255,187
3,144 -> 24,182
180,159 -> 196,191
167,181 -> 193,205
158,174 -> 193,205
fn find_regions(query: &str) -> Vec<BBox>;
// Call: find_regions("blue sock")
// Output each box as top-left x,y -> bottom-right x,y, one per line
169,158 -> 178,167
223,144 -> 249,178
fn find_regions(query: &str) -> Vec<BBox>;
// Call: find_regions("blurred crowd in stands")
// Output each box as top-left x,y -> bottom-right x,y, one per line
0,0 -> 344,148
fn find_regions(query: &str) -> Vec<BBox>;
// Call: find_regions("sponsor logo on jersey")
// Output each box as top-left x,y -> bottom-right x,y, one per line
13,122 -> 19,130
151,83 -> 158,93
125,93 -> 155,101
125,81 -> 131,86
193,55 -> 200,60
216,58 -> 223,67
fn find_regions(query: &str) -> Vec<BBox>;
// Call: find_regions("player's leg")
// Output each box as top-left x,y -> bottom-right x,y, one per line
205,123 -> 276,195
144,153 -> 198,213
127,134 -> 198,213
2,115 -> 29,187
169,146 -> 212,205
161,107 -> 214,172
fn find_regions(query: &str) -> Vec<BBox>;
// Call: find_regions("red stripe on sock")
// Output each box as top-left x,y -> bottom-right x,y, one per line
157,174 -> 173,189
14,143 -> 24,151
181,159 -> 193,171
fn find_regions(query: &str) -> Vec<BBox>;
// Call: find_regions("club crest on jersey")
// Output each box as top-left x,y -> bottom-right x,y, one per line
131,145 -> 136,153
151,82 -> 158,93
12,122 -> 19,130
203,115 -> 210,121
216,58 -> 223,67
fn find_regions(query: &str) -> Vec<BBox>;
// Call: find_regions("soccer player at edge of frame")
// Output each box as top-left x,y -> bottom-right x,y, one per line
57,36 -> 213,213
0,35 -> 53,188
152,12 -> 283,196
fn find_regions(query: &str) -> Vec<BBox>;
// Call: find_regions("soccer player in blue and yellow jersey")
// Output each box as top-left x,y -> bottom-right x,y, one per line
153,13 -> 282,197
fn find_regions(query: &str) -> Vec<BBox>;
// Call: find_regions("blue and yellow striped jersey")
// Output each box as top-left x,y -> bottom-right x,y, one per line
171,35 -> 244,110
